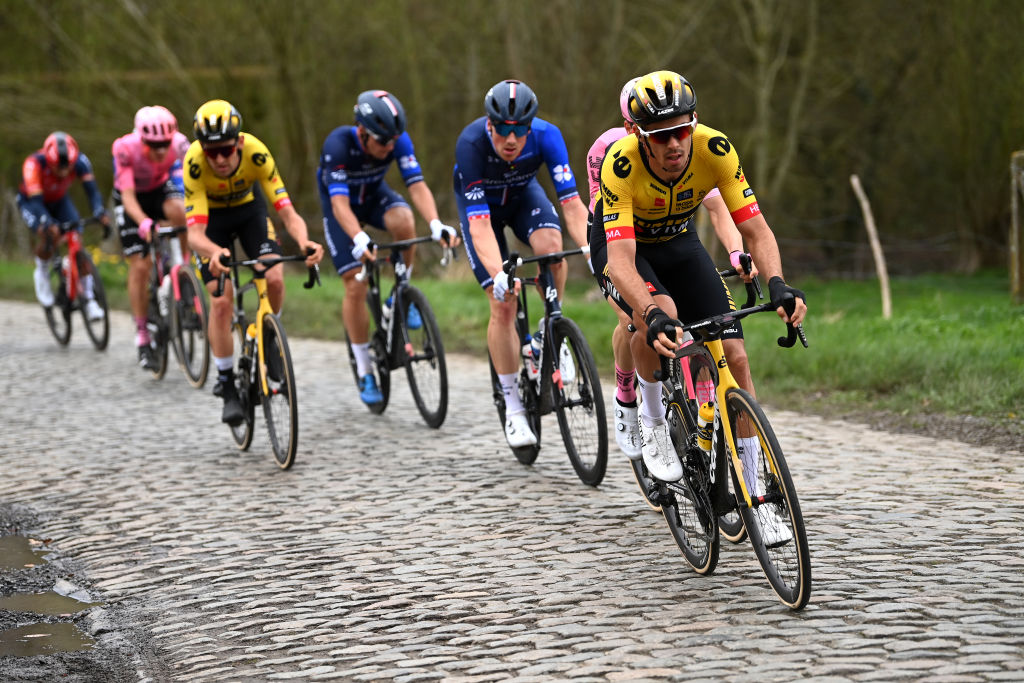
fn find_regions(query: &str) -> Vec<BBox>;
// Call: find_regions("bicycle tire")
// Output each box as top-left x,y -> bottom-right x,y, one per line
44,264 -> 72,346
629,459 -> 662,512
725,387 -> 811,609
400,287 -> 448,428
79,252 -> 109,351
146,293 -> 169,381
661,380 -> 720,575
488,355 -> 541,465
344,330 -> 391,414
550,317 -> 607,486
173,268 -> 210,388
261,313 -> 299,470
230,323 -> 255,451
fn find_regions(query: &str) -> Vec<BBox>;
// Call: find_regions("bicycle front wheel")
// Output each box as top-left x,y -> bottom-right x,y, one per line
488,356 -> 541,465
230,323 -> 255,451
173,267 -> 210,388
550,317 -> 607,486
261,313 -> 299,470
146,300 -> 169,381
400,287 -> 448,428
661,381 -> 720,575
79,253 -> 109,351
44,264 -> 72,346
725,388 -> 811,610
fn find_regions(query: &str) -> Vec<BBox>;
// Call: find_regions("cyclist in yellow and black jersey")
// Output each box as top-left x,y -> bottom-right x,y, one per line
593,70 -> 806,485
185,99 -> 323,426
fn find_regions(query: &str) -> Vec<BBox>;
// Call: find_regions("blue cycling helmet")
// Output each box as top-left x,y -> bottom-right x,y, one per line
354,90 -> 406,140
484,79 -> 538,125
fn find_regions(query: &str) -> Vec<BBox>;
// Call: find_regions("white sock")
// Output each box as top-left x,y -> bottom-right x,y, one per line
637,375 -> 664,425
499,372 -> 524,414
82,274 -> 95,299
214,355 -> 234,373
34,257 -> 48,272
738,436 -> 761,496
351,342 -> 372,378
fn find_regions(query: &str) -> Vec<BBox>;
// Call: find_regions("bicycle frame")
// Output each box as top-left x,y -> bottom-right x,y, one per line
52,218 -> 100,301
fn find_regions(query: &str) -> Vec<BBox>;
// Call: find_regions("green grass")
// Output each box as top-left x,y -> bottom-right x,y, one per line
3,254 -> 1021,425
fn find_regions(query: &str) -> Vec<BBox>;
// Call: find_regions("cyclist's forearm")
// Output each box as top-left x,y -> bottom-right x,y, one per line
407,181 -> 440,225
468,218 -> 504,277
279,205 -> 311,246
119,188 -> 148,226
706,194 -> 743,254
187,225 -> 224,261
737,215 -> 784,279
561,196 -> 590,249
607,240 -> 653,319
330,195 -> 364,239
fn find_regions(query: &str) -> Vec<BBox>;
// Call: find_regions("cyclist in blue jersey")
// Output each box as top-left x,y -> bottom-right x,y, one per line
317,90 -> 458,406
453,79 -> 589,448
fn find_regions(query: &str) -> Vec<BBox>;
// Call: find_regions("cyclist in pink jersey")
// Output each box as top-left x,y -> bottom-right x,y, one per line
111,105 -> 191,370
586,78 -> 758,461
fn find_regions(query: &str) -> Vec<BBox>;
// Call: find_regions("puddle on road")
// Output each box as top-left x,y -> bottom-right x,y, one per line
0,536 -> 49,570
0,622 -> 94,657
0,591 -> 100,615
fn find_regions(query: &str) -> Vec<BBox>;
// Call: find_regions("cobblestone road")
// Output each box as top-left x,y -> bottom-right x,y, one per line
1,299 -> 1023,681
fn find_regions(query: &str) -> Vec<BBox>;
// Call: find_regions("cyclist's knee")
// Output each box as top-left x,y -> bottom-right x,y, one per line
488,297 -> 517,326
528,227 -> 561,255
384,207 -> 415,238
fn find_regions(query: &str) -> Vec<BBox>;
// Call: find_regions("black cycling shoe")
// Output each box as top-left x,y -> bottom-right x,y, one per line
220,381 -> 244,426
212,373 -> 227,398
137,345 -> 158,372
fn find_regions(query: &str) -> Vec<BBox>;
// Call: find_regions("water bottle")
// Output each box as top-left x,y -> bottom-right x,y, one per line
522,334 -> 539,380
530,326 -> 543,363
61,255 -> 71,280
158,274 -> 172,318
696,401 -> 714,454
382,294 -> 393,326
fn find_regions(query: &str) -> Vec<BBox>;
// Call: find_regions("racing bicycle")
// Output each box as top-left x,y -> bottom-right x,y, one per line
42,217 -> 110,350
345,235 -> 454,428
635,291 -> 812,609
489,247 -> 608,486
215,248 -> 320,470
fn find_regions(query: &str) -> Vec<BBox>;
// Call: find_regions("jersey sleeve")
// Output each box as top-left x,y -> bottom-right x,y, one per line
702,135 -> 760,225
597,140 -> 636,243
249,139 -> 292,213
321,129 -> 351,199
585,135 -> 610,213
112,137 -> 135,192
394,133 -> 424,186
537,122 -> 580,203
454,132 -> 489,221
21,155 -> 44,196
183,144 -> 209,227
75,154 -> 104,214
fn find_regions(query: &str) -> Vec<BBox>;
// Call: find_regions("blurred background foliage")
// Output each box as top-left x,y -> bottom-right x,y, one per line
2,0 -> 1023,279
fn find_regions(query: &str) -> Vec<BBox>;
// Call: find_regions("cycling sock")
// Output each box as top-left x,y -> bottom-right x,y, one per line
34,257 -> 48,272
499,372 -> 524,414
615,364 -> 637,404
135,316 -> 150,346
351,342 -> 372,378
637,375 -> 665,425
214,355 -> 233,373
82,274 -> 95,299
737,436 -> 761,496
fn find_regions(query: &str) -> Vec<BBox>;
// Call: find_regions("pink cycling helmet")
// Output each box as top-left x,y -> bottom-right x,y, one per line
134,105 -> 178,144
619,77 -> 641,121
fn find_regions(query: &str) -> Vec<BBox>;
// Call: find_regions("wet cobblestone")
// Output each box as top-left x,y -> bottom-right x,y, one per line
1,299 -> 1023,680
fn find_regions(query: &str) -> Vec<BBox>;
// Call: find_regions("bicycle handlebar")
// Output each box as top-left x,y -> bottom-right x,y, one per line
154,225 -> 187,238
213,248 -> 321,297
354,239 -> 456,283
54,216 -> 104,235
501,245 -> 590,282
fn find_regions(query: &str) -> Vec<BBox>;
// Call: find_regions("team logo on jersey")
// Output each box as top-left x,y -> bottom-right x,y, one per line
735,163 -> 745,182
645,281 -> 656,292
648,183 -> 667,195
612,151 -> 631,178
531,207 -> 541,216
252,152 -> 267,166
603,213 -> 619,222
654,198 -> 665,207
744,188 -> 754,198
708,136 -> 731,156
681,189 -> 693,200
399,155 -> 419,171
465,182 -> 485,201
682,172 -> 693,184
553,164 -> 572,183
189,162 -> 201,180
600,181 -> 619,203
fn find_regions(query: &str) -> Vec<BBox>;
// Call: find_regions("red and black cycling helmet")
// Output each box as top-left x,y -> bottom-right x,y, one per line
354,90 -> 406,141
43,131 -> 80,171
484,79 -> 538,126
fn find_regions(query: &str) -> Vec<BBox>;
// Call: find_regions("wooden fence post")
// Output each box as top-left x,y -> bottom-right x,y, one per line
850,174 -> 891,319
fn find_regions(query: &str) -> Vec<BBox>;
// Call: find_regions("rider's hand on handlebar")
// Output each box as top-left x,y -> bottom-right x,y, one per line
429,219 -> 461,247
644,306 -> 681,357
138,218 -> 154,242
209,248 -> 232,278
730,250 -> 758,282
351,230 -> 376,263
491,271 -> 519,302
768,276 -> 807,325
302,240 -> 324,266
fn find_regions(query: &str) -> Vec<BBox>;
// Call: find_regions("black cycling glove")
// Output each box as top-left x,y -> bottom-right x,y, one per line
768,276 -> 806,315
644,306 -> 676,349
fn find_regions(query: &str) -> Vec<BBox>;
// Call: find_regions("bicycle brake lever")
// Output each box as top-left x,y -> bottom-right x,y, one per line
214,272 -> 226,298
777,322 -> 809,348
303,263 -> 321,289
355,264 -> 368,283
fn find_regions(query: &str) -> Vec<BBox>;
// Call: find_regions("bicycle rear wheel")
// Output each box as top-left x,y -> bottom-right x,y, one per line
173,267 -> 210,388
400,287 -> 448,428
345,330 -> 391,415
725,387 -> 811,609
230,323 -> 255,451
44,264 -> 72,346
261,313 -> 299,470
488,356 -> 541,465
661,381 -> 720,575
79,253 -> 109,351
550,317 -> 607,486
146,295 -> 169,381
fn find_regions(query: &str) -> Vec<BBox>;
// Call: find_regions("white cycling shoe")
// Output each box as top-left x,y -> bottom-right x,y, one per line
759,506 -> 794,547
84,299 -> 105,321
639,415 -> 682,481
504,410 -> 537,448
614,399 -> 642,460
34,268 -> 55,307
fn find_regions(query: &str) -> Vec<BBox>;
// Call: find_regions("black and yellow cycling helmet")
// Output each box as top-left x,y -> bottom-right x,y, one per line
193,99 -> 242,144
626,71 -> 696,128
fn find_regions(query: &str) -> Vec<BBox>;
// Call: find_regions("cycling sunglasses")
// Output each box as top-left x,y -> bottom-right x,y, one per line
144,140 -> 171,150
491,121 -> 531,137
369,132 -> 396,145
637,118 -> 697,144
202,143 -> 238,159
